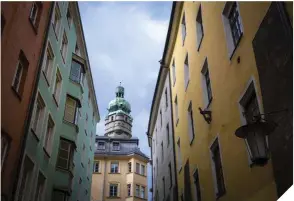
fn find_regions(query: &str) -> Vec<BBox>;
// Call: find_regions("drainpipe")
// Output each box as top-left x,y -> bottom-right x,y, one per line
11,2 -> 54,201
161,63 -> 179,201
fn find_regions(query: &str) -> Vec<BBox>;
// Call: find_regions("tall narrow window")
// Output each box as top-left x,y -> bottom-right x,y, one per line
34,172 -> 46,201
160,110 -> 162,127
181,13 -> 186,44
70,59 -> 84,84
93,161 -> 99,173
128,162 -> 132,173
66,7 -> 72,28
210,139 -> 226,198
53,69 -> 62,105
136,163 -> 140,174
201,59 -> 212,107
193,169 -> 202,201
163,177 -> 166,199
1,14 -> 6,35
141,186 -> 145,199
184,53 -> 190,90
56,139 -> 74,171
109,184 -> 118,197
177,138 -> 182,171
1,132 -> 10,168
29,2 -> 42,28
12,50 -> 29,96
196,4 -> 204,50
172,59 -> 176,85
166,123 -> 170,146
75,43 -> 81,56
161,142 -> 164,161
43,42 -> 54,84
140,164 -> 145,176
187,102 -> 195,144
168,163 -> 173,188
175,95 -> 179,124
52,4 -> 61,38
31,94 -> 45,137
228,2 -> 242,46
135,185 -> 140,197
127,184 -> 131,196
17,156 -> 34,201
110,162 -> 119,173
184,160 -> 192,200
61,32 -> 68,62
44,115 -> 55,154
64,95 -> 78,124
165,88 -> 168,108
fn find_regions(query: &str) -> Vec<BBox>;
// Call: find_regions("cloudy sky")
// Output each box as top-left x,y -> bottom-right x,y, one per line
79,1 -> 172,200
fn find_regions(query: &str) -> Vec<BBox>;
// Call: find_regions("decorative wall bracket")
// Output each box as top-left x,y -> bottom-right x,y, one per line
198,107 -> 212,124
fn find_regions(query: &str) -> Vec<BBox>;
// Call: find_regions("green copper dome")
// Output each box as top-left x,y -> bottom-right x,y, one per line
107,86 -> 131,115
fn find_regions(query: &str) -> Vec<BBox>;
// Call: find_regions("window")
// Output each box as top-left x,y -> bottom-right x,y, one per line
184,160 -> 192,200
34,172 -> 46,201
112,142 -> 120,151
75,43 -> 81,56
31,94 -> 45,136
222,2 -> 243,58
12,50 -> 29,96
165,88 -> 168,108
181,13 -> 186,44
177,138 -> 182,171
175,95 -> 179,124
70,59 -> 85,84
210,138 -> 226,198
110,162 -> 119,173
141,186 -> 145,199
56,139 -> 74,170
140,164 -> 145,176
184,53 -> 190,90
109,184 -> 118,197
64,95 -> 79,124
127,184 -> 131,196
136,163 -> 140,174
135,185 -> 140,197
166,123 -> 170,146
196,4 -> 204,50
172,59 -> 176,85
187,102 -> 195,144
52,4 -> 61,38
1,13 -> 5,35
160,110 -> 162,127
161,142 -> 164,161
44,115 -> 55,154
17,156 -> 34,201
163,177 -> 166,199
61,31 -> 68,62
29,2 -> 42,28
43,42 -> 54,83
128,162 -> 132,173
193,169 -> 202,201
168,163 -> 173,188
97,141 -> 105,150
1,132 -> 10,168
66,7 -> 72,28
53,69 -> 62,104
52,190 -> 67,201
93,161 -> 99,173
201,59 -> 212,107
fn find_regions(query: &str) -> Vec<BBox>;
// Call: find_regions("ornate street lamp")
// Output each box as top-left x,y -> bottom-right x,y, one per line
235,109 -> 288,166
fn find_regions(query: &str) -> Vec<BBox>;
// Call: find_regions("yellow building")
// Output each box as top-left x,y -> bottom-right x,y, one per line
91,86 -> 149,201
159,1 -> 292,201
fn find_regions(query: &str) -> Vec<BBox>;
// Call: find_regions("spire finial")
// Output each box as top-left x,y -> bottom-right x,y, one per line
119,81 -> 121,86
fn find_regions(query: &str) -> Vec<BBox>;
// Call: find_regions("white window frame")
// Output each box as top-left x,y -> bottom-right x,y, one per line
135,184 -> 140,197
31,93 -> 46,138
187,101 -> 195,144
110,161 -> 119,173
140,164 -> 145,176
53,68 -> 62,105
12,51 -> 28,95
61,30 -> 68,63
172,59 -> 176,86
201,58 -> 212,108
1,132 -> 10,168
56,139 -> 73,170
177,137 -> 182,172
34,171 -> 46,201
175,95 -> 179,125
181,12 -> 187,45
66,6 -> 72,28
140,186 -> 145,199
29,2 -> 39,26
184,53 -> 190,91
109,183 -> 119,197
43,114 -> 55,155
112,141 -> 120,151
222,2 -> 244,59
93,161 -> 99,173
136,162 -> 140,174
52,3 -> 61,39
196,4 -> 204,50
97,141 -> 105,150
43,41 -> 54,84
64,96 -> 78,124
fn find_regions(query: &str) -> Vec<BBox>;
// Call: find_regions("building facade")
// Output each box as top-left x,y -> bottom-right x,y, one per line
91,86 -> 149,201
157,1 -> 292,201
12,2 -> 100,201
147,66 -> 178,201
1,2 -> 52,201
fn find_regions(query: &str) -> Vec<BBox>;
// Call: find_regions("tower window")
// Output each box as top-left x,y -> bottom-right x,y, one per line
112,142 -> 120,151
97,141 -> 105,150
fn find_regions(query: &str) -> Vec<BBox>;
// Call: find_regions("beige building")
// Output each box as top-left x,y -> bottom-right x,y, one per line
91,86 -> 149,201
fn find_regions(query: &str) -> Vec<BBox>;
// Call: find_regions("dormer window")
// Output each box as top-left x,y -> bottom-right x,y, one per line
113,142 -> 120,151
97,141 -> 105,150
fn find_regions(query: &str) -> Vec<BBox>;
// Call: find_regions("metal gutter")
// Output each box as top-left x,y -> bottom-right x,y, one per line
11,2 -> 54,200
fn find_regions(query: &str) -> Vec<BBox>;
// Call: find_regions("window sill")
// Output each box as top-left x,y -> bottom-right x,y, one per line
28,18 -> 38,35
107,196 -> 121,199
69,79 -> 84,94
134,196 -> 147,200
42,71 -> 50,87
109,172 -> 120,174
229,33 -> 243,60
63,119 -> 79,133
197,34 -> 204,52
31,128 -> 40,142
93,172 -> 101,174
11,86 -> 22,101
56,167 -> 74,177
134,172 -> 146,177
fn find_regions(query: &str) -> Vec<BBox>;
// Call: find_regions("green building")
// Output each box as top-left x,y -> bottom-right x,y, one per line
13,2 -> 100,201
